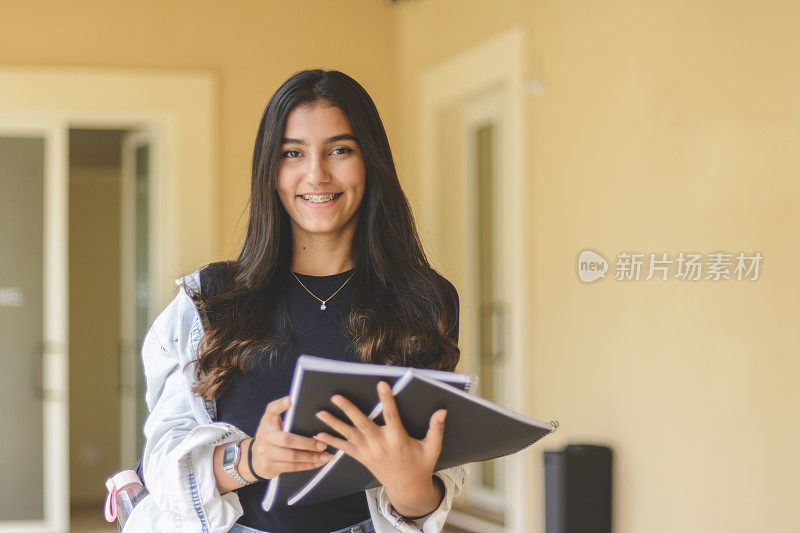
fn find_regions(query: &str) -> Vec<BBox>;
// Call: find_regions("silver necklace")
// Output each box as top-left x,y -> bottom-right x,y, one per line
291,269 -> 356,310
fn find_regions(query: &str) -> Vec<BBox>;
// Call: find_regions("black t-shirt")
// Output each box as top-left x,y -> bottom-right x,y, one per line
215,267 -> 370,533
211,265 -> 459,533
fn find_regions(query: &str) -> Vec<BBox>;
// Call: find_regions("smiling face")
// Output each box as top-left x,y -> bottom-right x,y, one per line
275,100 -> 366,246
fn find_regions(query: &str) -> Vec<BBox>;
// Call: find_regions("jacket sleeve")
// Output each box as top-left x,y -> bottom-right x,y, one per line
364,465 -> 468,533
130,285 -> 249,533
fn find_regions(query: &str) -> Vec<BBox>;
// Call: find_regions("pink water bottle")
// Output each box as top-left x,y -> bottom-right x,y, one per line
104,470 -> 148,530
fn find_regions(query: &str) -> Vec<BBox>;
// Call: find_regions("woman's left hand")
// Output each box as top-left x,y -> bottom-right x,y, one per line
314,381 -> 447,517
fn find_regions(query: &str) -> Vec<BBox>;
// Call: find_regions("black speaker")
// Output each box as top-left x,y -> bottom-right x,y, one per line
544,444 -> 612,533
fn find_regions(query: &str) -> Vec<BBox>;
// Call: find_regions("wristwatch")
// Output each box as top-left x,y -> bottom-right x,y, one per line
222,440 -> 254,487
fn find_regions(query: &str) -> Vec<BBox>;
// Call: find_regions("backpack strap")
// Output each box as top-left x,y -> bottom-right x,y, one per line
196,260 -> 229,329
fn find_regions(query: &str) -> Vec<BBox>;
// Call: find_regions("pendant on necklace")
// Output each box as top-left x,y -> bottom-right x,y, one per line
320,302 -> 327,310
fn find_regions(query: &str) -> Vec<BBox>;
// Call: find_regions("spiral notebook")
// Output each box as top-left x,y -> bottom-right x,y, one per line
281,369 -> 557,507
261,355 -> 478,512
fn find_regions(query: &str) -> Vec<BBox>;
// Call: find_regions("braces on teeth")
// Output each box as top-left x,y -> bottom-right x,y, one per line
300,193 -> 341,203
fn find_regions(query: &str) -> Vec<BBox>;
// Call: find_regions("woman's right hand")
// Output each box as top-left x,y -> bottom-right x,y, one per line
246,395 -> 333,480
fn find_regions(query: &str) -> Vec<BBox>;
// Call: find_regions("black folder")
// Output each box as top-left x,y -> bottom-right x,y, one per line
262,355 -> 477,511
262,355 -> 556,510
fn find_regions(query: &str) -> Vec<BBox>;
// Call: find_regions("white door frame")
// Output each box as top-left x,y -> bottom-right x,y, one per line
0,67 -> 218,531
419,26 -> 531,532
460,90 -> 507,512
0,118 -> 69,533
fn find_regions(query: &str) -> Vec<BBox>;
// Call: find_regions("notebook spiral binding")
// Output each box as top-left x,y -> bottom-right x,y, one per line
483,419 -> 558,463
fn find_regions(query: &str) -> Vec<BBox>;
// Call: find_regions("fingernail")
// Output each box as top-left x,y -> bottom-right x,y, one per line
320,453 -> 333,460
378,381 -> 390,393
331,395 -> 341,403
316,440 -> 326,450
440,410 -> 447,422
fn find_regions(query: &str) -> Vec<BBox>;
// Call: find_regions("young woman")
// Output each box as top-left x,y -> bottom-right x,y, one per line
127,69 -> 465,533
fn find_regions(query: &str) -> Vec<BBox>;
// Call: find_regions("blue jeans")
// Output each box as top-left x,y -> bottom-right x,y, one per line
228,517 -> 375,533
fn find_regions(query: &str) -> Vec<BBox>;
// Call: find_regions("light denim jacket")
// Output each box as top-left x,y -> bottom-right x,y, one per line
123,267 -> 467,533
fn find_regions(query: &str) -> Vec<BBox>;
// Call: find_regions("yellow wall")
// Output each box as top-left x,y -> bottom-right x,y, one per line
396,1 -> 799,532
4,0 -> 798,531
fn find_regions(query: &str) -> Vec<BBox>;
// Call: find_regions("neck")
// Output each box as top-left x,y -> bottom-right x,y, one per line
290,227 -> 355,277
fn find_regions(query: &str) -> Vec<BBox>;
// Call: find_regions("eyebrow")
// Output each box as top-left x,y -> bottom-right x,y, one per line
281,133 -> 359,146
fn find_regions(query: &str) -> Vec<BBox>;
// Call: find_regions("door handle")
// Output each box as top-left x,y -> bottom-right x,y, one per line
490,303 -> 505,362
28,340 -> 65,401
28,339 -> 44,401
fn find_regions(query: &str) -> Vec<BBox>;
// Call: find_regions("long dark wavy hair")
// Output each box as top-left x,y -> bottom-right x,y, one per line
183,69 -> 460,401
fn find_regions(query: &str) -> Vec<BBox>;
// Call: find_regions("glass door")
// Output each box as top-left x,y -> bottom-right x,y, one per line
0,122 -> 69,532
444,90 -> 509,528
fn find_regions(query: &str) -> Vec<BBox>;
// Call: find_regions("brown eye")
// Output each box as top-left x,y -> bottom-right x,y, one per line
331,147 -> 354,156
282,149 -> 300,158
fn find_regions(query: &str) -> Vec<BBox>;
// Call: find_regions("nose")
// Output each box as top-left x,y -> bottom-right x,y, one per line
304,150 -> 331,185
